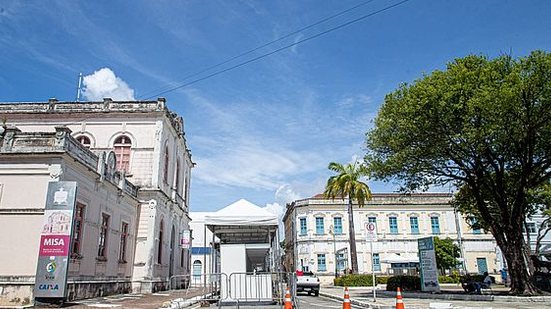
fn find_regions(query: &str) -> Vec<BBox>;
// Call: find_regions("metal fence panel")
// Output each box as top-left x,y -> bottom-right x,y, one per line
169,272 -> 296,308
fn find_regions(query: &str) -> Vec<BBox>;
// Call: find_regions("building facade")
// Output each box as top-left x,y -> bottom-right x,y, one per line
283,193 -> 499,284
189,212 -> 216,283
0,126 -> 139,306
0,98 -> 194,305
524,210 -> 551,257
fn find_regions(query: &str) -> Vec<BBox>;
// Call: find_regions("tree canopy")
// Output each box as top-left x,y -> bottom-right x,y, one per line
324,162 -> 372,205
434,237 -> 460,275
365,51 -> 551,294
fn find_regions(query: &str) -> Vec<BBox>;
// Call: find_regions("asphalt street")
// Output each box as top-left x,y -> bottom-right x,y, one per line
296,294 -> 363,309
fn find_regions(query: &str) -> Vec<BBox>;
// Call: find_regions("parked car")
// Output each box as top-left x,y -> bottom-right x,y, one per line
296,271 -> 320,296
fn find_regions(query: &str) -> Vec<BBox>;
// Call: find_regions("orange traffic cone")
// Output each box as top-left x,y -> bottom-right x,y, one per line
284,286 -> 293,309
395,287 -> 405,309
342,286 -> 351,309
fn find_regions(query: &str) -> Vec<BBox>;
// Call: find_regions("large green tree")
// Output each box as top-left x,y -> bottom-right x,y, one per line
365,51 -> 551,294
324,161 -> 372,274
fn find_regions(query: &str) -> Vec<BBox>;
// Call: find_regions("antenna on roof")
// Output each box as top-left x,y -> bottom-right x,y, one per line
75,73 -> 83,102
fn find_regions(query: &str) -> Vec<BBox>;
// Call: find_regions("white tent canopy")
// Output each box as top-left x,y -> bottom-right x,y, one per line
204,199 -> 278,244
204,198 -> 278,226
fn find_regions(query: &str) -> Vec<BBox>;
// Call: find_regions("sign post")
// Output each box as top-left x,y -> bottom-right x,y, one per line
34,181 -> 78,304
418,237 -> 440,292
365,222 -> 377,302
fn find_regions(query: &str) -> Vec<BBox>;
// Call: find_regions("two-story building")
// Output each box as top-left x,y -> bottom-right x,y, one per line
0,98 -> 194,305
283,193 -> 499,284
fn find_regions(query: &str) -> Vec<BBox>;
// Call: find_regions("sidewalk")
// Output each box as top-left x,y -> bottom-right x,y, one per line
57,288 -> 207,309
319,284 -> 551,309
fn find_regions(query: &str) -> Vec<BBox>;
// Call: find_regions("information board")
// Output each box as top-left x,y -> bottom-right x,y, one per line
418,236 -> 440,292
34,181 -> 77,300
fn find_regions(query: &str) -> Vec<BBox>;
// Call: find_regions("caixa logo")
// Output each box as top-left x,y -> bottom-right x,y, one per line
38,284 -> 59,290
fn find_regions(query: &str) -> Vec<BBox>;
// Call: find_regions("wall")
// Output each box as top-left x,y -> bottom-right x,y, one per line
220,244 -> 246,300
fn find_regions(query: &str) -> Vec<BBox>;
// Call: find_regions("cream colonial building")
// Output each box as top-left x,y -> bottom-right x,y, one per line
0,98 -> 193,305
283,193 -> 500,284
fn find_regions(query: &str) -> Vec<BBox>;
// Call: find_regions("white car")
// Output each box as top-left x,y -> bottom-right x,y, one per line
296,271 -> 320,296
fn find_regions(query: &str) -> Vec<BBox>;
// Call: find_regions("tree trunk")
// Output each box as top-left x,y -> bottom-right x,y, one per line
493,223 -> 539,295
347,197 -> 359,274
468,181 -> 540,295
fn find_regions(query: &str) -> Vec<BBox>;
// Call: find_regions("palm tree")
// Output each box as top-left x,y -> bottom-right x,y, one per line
324,161 -> 372,274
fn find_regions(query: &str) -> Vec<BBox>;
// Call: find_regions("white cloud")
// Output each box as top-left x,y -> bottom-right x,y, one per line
193,142 -> 325,190
264,202 -> 286,240
82,68 -> 135,101
290,34 -> 304,53
275,184 -> 301,205
336,94 -> 372,109
264,202 -> 285,217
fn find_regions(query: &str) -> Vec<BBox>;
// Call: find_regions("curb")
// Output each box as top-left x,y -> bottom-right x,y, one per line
321,288 -> 551,305
377,290 -> 551,303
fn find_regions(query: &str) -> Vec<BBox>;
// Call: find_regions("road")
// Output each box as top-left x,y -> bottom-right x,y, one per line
296,293 -> 362,309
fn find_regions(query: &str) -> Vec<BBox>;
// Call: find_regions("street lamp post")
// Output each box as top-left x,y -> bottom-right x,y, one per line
330,225 -> 337,279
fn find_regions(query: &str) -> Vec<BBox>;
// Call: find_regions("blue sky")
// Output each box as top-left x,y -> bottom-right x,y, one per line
1,1 -> 550,214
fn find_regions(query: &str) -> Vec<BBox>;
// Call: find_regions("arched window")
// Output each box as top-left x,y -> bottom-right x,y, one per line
157,220 -> 164,264
193,260 -> 202,280
163,146 -> 169,184
77,136 -> 91,148
113,135 -> 132,172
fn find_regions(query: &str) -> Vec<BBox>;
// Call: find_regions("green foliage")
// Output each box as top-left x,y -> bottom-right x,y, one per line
438,275 -> 461,284
333,274 -> 391,286
366,51 -> 551,195
334,274 -> 374,286
324,161 -> 372,206
386,275 -> 421,291
434,237 -> 460,273
365,51 -> 551,294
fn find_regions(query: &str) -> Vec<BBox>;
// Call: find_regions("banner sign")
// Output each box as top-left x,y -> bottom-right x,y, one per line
181,229 -> 191,249
34,181 -> 78,300
418,237 -> 440,292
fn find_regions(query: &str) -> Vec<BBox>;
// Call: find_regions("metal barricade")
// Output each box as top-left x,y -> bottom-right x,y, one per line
168,273 -> 228,308
168,272 -> 296,308
227,272 -> 292,307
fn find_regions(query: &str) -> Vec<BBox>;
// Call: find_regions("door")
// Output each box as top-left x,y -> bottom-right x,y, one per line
476,257 -> 488,274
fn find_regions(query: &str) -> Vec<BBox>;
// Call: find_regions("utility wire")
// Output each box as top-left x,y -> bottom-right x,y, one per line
142,0 -> 410,100
57,0 -> 409,127
137,0 -> 378,99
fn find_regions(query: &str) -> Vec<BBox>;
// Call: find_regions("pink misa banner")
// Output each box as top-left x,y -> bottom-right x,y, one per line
39,235 -> 71,256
